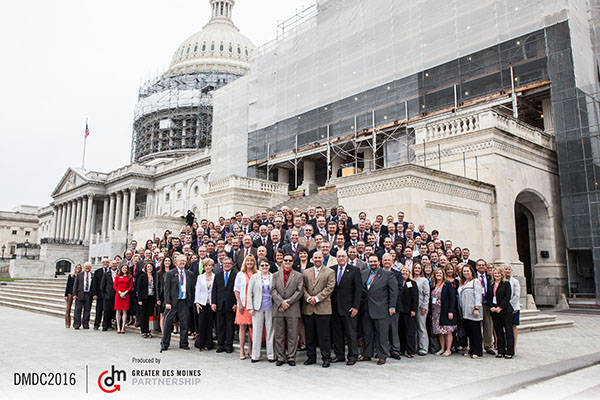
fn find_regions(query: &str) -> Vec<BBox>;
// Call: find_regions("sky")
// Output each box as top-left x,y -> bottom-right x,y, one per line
0,0 -> 311,211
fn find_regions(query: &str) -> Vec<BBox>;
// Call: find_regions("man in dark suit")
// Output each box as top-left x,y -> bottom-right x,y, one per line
92,258 -> 110,330
160,254 -> 195,352
252,225 -> 271,248
282,229 -> 301,260
267,229 -> 283,262
330,250 -> 362,365
359,255 -> 398,365
211,257 -> 238,353
100,259 -> 118,331
461,248 -> 477,268
72,262 -> 96,330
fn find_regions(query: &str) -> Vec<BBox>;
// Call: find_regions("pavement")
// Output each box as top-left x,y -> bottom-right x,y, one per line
0,306 -> 599,400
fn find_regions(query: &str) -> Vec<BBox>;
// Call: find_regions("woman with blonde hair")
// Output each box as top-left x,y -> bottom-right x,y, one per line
234,255 -> 258,359
488,266 -> 514,359
63,264 -> 82,328
431,268 -> 457,356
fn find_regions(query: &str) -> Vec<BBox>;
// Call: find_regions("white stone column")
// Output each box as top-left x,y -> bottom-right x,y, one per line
101,197 -> 109,237
54,205 -> 61,239
85,194 -> 94,240
331,156 -> 342,181
128,188 -> 137,233
69,200 -> 76,240
115,191 -> 123,231
300,160 -> 317,195
90,200 -> 97,239
51,206 -> 58,239
73,198 -> 81,240
363,148 -> 374,171
146,190 -> 154,217
79,197 -> 87,241
277,167 -> 289,183
121,189 -> 130,232
542,98 -> 554,134
108,193 -> 115,234
60,204 -> 67,239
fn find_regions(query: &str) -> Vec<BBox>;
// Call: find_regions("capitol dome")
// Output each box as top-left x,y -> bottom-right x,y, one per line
166,0 -> 256,77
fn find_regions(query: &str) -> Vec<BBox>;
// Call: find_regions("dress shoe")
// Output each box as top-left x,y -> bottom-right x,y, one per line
331,357 -> 344,363
322,361 -> 330,368
391,352 -> 401,360
276,361 -> 284,366
417,352 -> 427,356
180,346 -> 191,350
160,347 -> 168,353
225,348 -> 233,354
357,356 -> 371,362
74,327 -> 80,330
93,326 -> 99,330
303,359 -> 316,366
83,326 -> 89,330
251,359 -> 260,363
101,328 -> 108,332
346,360 -> 356,366
216,348 -> 225,353
288,361 -> 296,367
377,359 -> 386,365
485,349 -> 496,355
268,359 -> 276,363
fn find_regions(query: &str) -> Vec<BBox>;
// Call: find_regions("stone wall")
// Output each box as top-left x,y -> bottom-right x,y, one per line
131,215 -> 185,245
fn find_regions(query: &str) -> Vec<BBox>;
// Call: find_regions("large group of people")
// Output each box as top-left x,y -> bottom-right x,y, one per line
64,206 -> 521,366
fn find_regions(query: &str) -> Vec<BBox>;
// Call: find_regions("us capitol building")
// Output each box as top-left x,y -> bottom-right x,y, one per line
6,0 -> 600,307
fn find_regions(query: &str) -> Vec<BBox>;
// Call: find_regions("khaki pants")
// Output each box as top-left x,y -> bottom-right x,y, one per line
274,316 -> 299,362
482,304 -> 494,351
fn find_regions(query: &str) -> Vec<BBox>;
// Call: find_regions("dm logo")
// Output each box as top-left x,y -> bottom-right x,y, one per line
98,366 -> 126,393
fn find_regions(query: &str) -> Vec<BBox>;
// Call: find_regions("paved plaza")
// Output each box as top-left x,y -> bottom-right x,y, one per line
1,306 -> 599,400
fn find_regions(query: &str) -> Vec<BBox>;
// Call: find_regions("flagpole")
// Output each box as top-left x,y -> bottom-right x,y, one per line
82,117 -> 88,169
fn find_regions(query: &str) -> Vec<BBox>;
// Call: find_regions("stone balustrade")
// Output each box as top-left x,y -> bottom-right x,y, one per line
209,175 -> 289,195
414,109 -> 554,150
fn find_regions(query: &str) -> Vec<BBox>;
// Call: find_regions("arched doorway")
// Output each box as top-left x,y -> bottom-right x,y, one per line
55,260 -> 72,276
514,189 -> 552,300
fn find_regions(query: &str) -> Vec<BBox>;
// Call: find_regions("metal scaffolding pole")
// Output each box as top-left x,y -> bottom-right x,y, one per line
510,66 -> 519,119
371,110 -> 376,170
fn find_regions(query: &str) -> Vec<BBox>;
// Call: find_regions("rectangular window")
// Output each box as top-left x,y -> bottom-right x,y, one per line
25,231 -> 31,236
11,230 -> 17,235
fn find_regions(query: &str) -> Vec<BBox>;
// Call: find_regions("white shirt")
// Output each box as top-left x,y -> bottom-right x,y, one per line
83,271 -> 92,292
311,266 -> 323,303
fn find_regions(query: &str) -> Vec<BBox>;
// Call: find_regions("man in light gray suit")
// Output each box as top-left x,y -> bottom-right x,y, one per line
271,254 -> 304,366
359,255 -> 398,365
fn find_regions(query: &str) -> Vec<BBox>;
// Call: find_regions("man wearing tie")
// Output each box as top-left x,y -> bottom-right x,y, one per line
92,258 -> 110,330
252,225 -> 271,248
282,230 -> 301,260
330,250 -> 362,365
161,255 -> 195,352
347,246 -> 368,271
72,262 -> 96,330
302,251 -> 335,368
476,258 -> 495,355
235,235 -> 257,269
267,229 -> 283,262
100,259 -> 119,331
271,254 -> 304,366
359,255 -> 398,365
211,258 -> 238,353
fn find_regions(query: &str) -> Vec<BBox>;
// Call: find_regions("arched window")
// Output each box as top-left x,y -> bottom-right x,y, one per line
220,43 -> 224,51
202,43 -> 206,51
211,42 -> 215,51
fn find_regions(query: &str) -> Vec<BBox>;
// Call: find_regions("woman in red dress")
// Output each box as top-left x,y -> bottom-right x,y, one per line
113,264 -> 133,334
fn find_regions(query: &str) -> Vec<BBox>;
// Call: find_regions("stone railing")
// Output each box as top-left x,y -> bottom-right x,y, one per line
209,175 -> 289,195
414,109 -> 554,150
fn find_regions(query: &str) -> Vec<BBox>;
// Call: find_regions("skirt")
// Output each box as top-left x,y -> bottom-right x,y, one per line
235,306 -> 252,326
431,302 -> 456,335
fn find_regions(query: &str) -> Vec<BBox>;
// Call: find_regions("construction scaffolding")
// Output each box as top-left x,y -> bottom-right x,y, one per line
131,72 -> 240,163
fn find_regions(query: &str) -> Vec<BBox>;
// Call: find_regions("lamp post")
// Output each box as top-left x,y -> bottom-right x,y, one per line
23,239 -> 30,259
1,244 -> 5,260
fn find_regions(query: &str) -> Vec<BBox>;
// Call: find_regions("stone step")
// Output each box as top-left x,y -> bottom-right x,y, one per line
7,281 -> 67,289
0,287 -> 67,297
519,315 -> 556,325
0,284 -> 65,293
567,297 -> 599,309
0,292 -> 66,304
520,309 -> 539,317
517,320 -> 574,332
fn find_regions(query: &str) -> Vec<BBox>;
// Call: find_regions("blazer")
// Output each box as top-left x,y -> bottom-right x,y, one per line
235,247 -> 257,269
360,268 -> 398,320
211,269 -> 238,311
135,272 -> 157,301
252,236 -> 271,249
100,270 -> 117,300
398,278 -> 419,314
271,269 -> 304,318
163,268 -> 195,307
330,264 -> 362,316
247,272 -> 272,311
194,273 -> 215,306
64,274 -> 75,296
298,236 -> 317,251
282,242 -> 301,258
347,258 -> 368,271
72,271 -> 96,298
439,280 -> 458,326
487,280 -> 513,313
92,267 -> 108,299
458,279 -> 483,321
266,241 -> 283,261
415,277 -> 430,312
302,266 -> 335,315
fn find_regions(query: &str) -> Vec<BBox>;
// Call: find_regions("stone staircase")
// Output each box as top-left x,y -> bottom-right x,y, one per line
0,278 -> 574,333
567,297 -> 599,311
271,188 -> 339,211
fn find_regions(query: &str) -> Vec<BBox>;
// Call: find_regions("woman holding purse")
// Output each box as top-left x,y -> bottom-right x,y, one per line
113,264 -> 133,334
